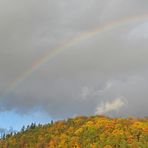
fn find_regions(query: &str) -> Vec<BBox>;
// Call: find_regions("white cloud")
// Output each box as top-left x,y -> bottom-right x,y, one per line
79,86 -> 94,100
94,81 -> 113,95
95,97 -> 126,115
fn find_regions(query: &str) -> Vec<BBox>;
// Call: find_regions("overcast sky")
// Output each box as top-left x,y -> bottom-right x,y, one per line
0,0 -> 148,130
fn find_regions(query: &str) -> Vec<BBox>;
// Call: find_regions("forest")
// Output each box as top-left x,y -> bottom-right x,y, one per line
0,115 -> 148,148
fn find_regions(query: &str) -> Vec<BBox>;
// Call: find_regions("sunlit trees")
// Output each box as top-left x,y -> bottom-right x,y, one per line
0,115 -> 148,147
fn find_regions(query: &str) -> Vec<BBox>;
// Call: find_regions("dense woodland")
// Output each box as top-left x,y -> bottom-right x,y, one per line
0,115 -> 148,148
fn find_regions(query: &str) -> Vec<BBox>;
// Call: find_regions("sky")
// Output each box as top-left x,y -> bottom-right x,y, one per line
0,0 -> 148,131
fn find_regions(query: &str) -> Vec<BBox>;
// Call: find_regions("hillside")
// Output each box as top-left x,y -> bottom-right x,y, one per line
0,116 -> 148,148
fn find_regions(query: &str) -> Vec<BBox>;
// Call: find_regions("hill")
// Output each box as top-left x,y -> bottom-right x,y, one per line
0,115 -> 148,148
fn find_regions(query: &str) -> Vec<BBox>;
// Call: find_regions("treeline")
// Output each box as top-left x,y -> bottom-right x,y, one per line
0,115 -> 148,148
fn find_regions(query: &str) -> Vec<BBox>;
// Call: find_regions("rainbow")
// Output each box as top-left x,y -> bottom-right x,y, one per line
3,13 -> 148,97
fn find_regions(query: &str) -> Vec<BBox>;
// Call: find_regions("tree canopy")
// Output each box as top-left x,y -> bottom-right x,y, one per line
0,115 -> 148,148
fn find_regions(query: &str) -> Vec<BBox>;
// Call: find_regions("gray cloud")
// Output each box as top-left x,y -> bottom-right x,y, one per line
0,0 -> 148,119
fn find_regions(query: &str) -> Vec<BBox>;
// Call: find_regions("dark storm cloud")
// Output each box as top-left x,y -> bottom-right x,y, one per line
0,0 -> 148,118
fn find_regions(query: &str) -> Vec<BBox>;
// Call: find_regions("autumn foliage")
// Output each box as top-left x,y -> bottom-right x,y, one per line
0,115 -> 148,147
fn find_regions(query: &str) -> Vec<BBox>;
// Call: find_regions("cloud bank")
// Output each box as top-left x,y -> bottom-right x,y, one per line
0,0 -> 148,118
